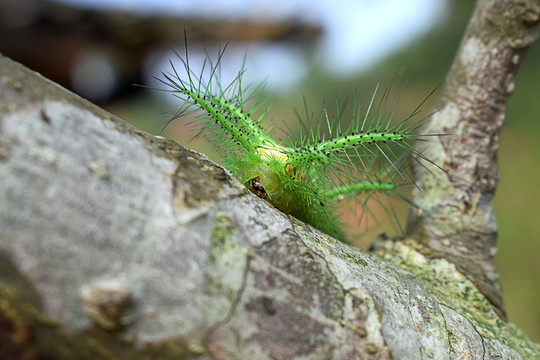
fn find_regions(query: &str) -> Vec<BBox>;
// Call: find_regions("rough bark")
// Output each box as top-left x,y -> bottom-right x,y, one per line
0,56 -> 539,359
407,0 -> 540,319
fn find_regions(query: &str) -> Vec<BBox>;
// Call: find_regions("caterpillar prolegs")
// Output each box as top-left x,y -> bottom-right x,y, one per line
157,42 -> 439,242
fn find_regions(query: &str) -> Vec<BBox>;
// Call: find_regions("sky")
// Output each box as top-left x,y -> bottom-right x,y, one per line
57,0 -> 448,91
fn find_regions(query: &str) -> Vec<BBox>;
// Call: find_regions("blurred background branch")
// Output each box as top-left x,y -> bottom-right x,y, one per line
408,0 -> 540,320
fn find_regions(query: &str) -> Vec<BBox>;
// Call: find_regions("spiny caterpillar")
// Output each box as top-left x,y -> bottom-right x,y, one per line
157,41 -> 438,242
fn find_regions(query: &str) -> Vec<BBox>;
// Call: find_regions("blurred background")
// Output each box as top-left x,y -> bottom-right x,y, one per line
1,0 -> 538,341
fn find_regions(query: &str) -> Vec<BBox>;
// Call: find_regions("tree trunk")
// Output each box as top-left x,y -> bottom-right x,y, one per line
1,0 -> 540,359
408,0 -> 540,319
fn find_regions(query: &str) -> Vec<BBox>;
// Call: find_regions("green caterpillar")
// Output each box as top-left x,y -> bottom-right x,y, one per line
158,42 -> 437,242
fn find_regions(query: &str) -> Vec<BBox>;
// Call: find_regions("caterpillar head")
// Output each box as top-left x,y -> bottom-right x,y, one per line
243,147 -> 298,213
249,176 -> 267,199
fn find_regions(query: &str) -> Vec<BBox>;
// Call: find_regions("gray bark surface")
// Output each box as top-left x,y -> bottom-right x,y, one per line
1,54 -> 539,359
407,0 -> 540,318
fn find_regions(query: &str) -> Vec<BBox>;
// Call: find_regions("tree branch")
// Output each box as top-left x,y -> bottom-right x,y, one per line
407,0 -> 540,317
1,50 -> 539,358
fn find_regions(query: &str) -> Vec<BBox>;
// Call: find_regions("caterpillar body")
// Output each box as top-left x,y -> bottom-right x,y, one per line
158,43 -> 438,242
